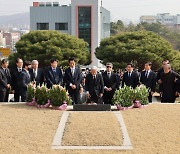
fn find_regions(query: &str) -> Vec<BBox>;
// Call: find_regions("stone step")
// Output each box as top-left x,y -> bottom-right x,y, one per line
73,104 -> 111,111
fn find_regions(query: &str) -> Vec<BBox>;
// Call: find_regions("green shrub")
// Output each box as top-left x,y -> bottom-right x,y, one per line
35,84 -> 49,105
113,85 -> 134,107
27,83 -> 35,102
48,85 -> 72,107
113,84 -> 149,107
134,85 -> 149,105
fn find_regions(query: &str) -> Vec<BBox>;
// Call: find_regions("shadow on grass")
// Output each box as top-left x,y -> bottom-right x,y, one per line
1,103 -> 53,111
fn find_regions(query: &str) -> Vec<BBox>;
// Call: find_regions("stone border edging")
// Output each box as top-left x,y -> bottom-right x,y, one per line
51,111 -> 133,150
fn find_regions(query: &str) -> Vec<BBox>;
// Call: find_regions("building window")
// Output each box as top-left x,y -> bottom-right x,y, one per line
55,23 -> 68,30
78,7 -> 91,51
37,23 -> 49,30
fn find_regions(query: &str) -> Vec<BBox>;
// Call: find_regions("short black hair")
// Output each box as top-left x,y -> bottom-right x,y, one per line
162,59 -> 169,63
127,63 -> 134,67
1,59 -> 8,64
145,62 -> 152,66
16,58 -> 23,63
24,60 -> 31,67
68,57 -> 75,63
50,58 -> 58,63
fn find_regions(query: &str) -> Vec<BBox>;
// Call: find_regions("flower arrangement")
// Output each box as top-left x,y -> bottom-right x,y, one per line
35,84 -> 49,105
113,85 -> 134,107
27,83 -> 36,102
26,84 -> 71,110
48,85 -> 72,107
113,84 -> 149,110
133,85 -> 149,105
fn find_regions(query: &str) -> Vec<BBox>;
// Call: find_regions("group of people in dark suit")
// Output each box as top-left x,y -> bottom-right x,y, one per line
0,59 -> 11,102
0,57 -> 82,104
0,57 -> 179,104
84,61 -> 180,104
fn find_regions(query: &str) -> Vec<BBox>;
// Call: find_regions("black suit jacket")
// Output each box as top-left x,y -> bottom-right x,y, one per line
85,73 -> 104,96
45,67 -> 63,88
20,70 -> 31,94
63,67 -> 81,91
0,68 -> 8,92
176,79 -> 180,92
102,71 -> 117,91
122,71 -> 139,88
140,70 -> 157,92
11,68 -> 23,92
29,68 -> 44,86
157,68 -> 163,81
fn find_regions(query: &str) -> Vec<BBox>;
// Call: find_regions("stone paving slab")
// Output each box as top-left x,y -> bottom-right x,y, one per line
51,111 -> 133,150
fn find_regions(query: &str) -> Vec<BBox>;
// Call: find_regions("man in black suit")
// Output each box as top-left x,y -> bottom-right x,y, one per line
63,58 -> 81,104
85,66 -> 104,104
0,59 -> 11,102
159,64 -> 180,103
45,59 -> 63,89
20,61 -> 32,102
102,63 -> 117,105
175,79 -> 180,93
140,62 -> 157,102
29,60 -> 44,86
157,60 -> 169,92
11,58 -> 24,102
122,63 -> 139,89
157,60 -> 169,82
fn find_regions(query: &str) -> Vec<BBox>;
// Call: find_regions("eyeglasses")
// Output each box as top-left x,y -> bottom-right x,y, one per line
106,66 -> 112,68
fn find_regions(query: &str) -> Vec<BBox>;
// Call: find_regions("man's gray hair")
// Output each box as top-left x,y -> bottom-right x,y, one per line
91,66 -> 97,70
106,62 -> 113,67
32,60 -> 39,64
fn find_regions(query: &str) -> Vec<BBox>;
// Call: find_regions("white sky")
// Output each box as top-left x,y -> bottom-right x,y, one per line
0,0 -> 180,23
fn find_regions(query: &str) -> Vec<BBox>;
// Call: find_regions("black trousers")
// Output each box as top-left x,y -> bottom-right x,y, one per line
148,92 -> 152,103
69,89 -> 80,105
103,90 -> 115,105
14,92 -> 21,102
4,89 -> 10,102
0,90 -> 6,102
90,92 -> 99,103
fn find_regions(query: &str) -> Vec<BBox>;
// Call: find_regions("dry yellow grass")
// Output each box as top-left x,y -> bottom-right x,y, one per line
0,104 -> 62,154
62,112 -> 123,146
0,103 -> 179,154
121,104 -> 180,154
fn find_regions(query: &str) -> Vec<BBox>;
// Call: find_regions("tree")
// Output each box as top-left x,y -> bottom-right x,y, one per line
137,22 -> 180,51
110,20 -> 125,35
9,30 -> 90,68
96,31 -> 177,71
171,50 -> 180,73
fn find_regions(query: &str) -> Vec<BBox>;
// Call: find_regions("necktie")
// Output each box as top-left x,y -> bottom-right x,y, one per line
34,70 -> 37,78
108,72 -> 111,78
4,69 -> 7,75
27,71 -> 30,78
71,69 -> 74,77
52,69 -> 57,77
128,72 -> 131,77
93,75 -> 96,85
145,71 -> 148,78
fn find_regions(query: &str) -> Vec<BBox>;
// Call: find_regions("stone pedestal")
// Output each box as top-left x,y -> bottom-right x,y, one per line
73,104 -> 111,111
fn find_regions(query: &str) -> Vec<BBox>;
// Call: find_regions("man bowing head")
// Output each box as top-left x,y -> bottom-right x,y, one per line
85,66 -> 104,104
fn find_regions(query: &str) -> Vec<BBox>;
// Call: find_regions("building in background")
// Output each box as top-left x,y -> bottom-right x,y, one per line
140,13 -> 180,29
30,0 -> 110,68
140,16 -> 157,24
0,31 -> 6,48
